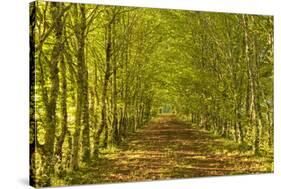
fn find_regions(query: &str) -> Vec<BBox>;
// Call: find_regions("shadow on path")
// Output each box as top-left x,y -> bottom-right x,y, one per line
68,115 -> 273,185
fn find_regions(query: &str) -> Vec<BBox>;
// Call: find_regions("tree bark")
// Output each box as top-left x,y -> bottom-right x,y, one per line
93,13 -> 112,157
42,3 -> 64,185
55,55 -> 68,165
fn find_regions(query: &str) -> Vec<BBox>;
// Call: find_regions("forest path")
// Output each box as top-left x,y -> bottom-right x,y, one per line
70,115 -> 272,184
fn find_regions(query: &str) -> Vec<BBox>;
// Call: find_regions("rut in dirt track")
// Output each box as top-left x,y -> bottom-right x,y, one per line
71,115 -> 272,184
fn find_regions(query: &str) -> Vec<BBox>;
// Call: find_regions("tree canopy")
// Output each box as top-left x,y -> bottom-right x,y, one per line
30,1 -> 273,187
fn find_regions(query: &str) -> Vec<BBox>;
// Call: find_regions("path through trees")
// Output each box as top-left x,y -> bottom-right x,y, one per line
30,1 -> 273,187
66,115 -> 272,185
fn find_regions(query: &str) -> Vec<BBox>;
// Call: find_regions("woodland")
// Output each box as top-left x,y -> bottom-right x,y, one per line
29,1 -> 273,187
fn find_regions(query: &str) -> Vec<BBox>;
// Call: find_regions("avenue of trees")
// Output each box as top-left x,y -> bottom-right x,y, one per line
167,12 -> 273,154
30,1 -> 273,187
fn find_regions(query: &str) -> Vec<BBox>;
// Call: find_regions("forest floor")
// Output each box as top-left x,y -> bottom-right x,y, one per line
67,115 -> 273,185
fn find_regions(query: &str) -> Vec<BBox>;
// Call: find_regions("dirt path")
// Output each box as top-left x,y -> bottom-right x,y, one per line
68,115 -> 273,185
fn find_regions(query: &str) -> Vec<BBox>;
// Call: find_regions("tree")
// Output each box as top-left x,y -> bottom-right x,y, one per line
30,2 -> 273,186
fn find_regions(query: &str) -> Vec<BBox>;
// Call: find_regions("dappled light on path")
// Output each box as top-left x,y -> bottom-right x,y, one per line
68,115 -> 272,185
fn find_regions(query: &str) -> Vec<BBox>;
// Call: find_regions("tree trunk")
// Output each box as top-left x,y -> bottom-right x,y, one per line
93,15 -> 112,158
72,4 -> 88,170
111,19 -> 119,145
54,56 -> 68,167
42,3 -> 64,185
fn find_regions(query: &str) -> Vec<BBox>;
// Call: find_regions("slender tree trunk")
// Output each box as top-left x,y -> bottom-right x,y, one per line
82,46 -> 90,163
111,19 -> 119,145
72,4 -> 88,169
237,102 -> 244,143
253,37 -> 262,155
55,56 -> 68,166
42,3 -> 64,185
93,16 -> 112,157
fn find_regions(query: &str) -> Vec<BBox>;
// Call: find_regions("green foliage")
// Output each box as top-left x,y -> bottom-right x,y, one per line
30,1 -> 273,187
